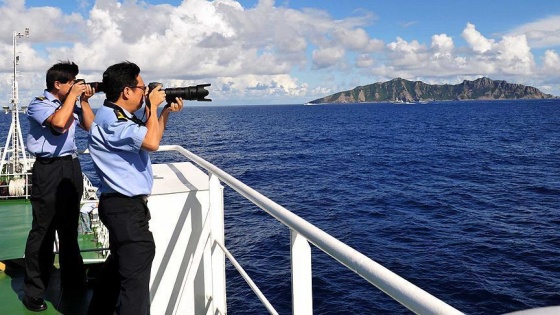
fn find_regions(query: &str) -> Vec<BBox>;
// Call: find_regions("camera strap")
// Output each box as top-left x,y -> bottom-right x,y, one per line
103,100 -> 145,126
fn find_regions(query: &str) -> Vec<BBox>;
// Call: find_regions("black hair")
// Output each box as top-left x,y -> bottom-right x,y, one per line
102,61 -> 140,102
45,61 -> 79,90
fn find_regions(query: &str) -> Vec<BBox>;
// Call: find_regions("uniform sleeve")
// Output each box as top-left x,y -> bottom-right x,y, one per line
27,100 -> 56,126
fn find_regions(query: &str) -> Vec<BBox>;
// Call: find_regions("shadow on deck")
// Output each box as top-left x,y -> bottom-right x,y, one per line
0,258 -> 106,315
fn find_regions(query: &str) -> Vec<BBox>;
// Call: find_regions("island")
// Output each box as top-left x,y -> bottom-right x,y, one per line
306,77 -> 555,104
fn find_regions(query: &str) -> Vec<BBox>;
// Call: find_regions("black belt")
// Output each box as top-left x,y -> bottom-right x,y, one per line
101,192 -> 149,202
36,154 -> 77,162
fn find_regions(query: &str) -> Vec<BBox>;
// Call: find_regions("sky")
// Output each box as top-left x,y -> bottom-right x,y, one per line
1,0 -> 560,106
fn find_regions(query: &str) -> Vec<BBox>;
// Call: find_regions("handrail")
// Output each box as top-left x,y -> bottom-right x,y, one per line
157,145 -> 464,315
215,241 -> 279,315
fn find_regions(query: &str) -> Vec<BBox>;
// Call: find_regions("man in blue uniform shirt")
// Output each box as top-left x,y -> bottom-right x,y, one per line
23,61 -> 95,312
87,61 -> 183,315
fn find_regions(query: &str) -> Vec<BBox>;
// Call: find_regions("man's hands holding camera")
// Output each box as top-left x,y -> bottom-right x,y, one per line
147,84 -> 166,110
164,97 -> 184,112
69,80 -> 94,102
146,84 -> 183,114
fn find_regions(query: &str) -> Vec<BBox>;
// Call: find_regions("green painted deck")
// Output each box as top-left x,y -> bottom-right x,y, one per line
0,259 -> 99,315
0,199 -> 33,260
0,199 -> 106,314
0,199 -> 105,261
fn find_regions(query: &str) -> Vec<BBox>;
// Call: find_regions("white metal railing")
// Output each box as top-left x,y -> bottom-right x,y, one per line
157,145 -> 465,315
0,158 -> 99,204
215,241 -> 278,315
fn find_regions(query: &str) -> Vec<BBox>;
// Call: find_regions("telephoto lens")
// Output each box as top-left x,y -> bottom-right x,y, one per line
148,82 -> 211,103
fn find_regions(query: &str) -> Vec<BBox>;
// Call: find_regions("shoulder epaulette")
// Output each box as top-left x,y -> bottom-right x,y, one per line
114,109 -> 128,122
35,96 -> 47,101
104,101 -> 145,125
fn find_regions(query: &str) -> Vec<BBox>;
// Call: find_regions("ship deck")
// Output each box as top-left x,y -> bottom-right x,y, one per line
0,199 -> 105,261
0,199 -> 33,260
0,259 -> 100,315
0,199 -> 105,314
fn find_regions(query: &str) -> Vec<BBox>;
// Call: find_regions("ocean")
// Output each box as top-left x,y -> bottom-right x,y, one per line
3,99 -> 560,314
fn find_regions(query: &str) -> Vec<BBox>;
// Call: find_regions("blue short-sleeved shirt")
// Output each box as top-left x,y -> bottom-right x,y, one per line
88,100 -> 151,196
26,90 -> 82,157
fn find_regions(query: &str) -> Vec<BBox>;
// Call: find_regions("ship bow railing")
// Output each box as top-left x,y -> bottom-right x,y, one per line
157,145 -> 464,315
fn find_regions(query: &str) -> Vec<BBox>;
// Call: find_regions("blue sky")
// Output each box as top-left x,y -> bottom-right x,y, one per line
2,0 -> 560,105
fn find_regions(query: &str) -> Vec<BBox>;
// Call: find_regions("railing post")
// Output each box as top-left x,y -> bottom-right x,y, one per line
291,230 -> 313,315
209,173 -> 226,314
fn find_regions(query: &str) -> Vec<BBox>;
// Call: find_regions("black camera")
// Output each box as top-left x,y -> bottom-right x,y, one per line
148,82 -> 211,102
75,79 -> 104,93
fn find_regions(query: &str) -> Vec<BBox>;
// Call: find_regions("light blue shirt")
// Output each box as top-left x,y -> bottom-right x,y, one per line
26,90 -> 82,157
88,101 -> 151,196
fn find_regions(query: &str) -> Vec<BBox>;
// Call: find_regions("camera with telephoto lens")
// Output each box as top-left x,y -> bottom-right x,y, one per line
75,79 -> 104,93
148,82 -> 211,103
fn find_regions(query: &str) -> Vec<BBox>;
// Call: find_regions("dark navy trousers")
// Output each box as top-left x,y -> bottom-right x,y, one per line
87,194 -> 155,315
24,156 -> 85,298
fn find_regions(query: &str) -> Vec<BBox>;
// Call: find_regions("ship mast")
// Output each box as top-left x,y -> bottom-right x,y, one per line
0,28 -> 30,178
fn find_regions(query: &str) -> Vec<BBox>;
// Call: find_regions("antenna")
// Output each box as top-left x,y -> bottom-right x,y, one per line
0,28 -> 31,184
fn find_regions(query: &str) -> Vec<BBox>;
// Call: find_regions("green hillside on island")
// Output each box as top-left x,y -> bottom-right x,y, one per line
307,77 -> 556,104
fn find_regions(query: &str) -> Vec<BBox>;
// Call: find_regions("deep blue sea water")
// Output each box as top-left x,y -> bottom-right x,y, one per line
3,99 -> 560,314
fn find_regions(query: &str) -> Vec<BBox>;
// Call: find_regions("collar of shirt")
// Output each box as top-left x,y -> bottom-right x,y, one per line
43,89 -> 61,105
103,100 -> 145,126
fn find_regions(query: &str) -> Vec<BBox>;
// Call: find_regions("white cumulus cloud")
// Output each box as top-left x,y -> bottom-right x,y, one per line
462,22 -> 495,53
508,15 -> 560,48
1,0 -> 387,104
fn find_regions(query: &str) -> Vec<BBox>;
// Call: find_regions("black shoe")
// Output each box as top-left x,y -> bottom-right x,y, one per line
22,295 -> 47,312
